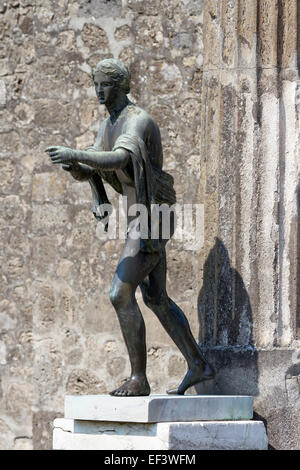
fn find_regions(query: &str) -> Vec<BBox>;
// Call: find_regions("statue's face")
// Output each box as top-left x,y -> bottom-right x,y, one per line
93,71 -> 119,105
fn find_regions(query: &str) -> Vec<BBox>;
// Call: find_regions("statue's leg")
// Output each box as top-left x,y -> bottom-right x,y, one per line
109,233 -> 161,397
140,248 -> 215,395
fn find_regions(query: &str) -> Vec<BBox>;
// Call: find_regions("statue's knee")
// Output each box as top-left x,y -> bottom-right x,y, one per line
141,285 -> 166,311
144,293 -> 155,310
110,286 -> 123,309
109,284 -> 132,310
140,283 -> 153,308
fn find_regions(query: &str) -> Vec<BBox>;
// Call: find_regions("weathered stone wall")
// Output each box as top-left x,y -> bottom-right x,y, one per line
1,0 -> 300,450
0,0 -> 205,449
198,0 -> 300,450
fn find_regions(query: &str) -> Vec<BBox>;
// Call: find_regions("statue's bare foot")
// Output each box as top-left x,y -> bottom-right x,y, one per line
110,375 -> 150,397
167,361 -> 215,395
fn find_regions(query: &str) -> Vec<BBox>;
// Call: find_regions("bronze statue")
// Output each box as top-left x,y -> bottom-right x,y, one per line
46,58 -> 214,396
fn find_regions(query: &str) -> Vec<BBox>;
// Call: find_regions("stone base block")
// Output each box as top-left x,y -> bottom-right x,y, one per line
53,418 -> 268,450
64,394 -> 254,422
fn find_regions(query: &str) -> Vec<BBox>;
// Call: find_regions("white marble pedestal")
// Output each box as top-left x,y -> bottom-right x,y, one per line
53,395 -> 268,450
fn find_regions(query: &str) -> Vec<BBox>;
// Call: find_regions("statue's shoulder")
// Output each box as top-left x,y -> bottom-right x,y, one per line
124,103 -> 157,129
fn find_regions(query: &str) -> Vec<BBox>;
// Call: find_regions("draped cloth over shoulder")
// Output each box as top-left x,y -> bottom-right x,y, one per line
112,133 -> 176,208
88,134 -> 177,253
113,134 -> 176,253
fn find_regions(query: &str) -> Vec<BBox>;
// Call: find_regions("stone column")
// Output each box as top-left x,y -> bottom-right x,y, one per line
198,0 -> 300,449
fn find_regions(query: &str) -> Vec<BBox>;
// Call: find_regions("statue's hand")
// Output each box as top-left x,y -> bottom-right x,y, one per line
45,146 -> 78,165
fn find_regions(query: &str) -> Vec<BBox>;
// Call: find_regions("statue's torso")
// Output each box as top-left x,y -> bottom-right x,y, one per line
95,103 -> 163,166
94,103 -> 163,222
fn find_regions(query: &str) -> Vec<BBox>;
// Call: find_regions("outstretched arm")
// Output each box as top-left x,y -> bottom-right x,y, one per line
45,146 -> 129,171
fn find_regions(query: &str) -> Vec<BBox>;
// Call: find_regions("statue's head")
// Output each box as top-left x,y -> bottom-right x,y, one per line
92,58 -> 131,105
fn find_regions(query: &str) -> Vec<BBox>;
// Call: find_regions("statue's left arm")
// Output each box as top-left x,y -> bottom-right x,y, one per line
45,146 -> 130,171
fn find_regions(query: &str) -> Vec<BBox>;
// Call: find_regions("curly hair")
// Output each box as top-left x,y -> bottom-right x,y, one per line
93,58 -> 131,95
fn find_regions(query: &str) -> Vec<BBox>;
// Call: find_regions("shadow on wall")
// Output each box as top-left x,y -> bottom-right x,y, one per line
195,238 -> 259,397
